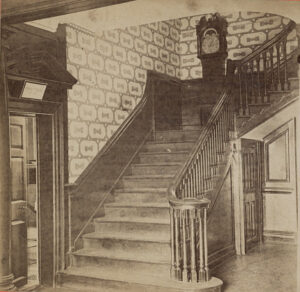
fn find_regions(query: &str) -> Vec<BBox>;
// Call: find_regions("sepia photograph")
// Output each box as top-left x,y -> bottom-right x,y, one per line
0,0 -> 299,291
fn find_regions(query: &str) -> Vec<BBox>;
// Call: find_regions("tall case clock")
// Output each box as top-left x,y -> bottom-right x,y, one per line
196,13 -> 228,80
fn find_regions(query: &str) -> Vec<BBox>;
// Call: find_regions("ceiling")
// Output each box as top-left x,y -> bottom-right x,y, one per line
2,0 -> 134,24
12,0 -> 300,34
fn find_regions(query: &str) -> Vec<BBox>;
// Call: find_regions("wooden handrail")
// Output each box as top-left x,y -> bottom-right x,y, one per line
240,20 -> 295,66
167,59 -> 236,200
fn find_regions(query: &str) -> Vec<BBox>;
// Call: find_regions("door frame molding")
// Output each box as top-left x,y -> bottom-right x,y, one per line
9,98 -> 66,287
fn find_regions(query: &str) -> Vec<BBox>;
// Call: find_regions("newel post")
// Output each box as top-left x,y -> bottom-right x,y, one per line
169,197 -> 211,283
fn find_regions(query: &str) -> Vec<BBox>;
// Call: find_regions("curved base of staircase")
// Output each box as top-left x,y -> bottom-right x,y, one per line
58,269 -> 223,292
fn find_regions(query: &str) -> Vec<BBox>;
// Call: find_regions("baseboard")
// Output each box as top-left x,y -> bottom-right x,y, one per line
263,230 -> 297,244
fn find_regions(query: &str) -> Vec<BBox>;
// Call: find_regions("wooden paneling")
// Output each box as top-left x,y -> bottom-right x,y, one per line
208,170 -> 235,259
2,0 -> 134,25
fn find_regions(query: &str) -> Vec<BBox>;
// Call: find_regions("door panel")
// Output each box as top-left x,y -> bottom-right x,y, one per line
241,139 -> 262,252
10,116 -> 28,287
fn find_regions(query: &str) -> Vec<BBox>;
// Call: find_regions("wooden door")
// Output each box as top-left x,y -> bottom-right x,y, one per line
10,116 -> 28,287
241,139 -> 263,252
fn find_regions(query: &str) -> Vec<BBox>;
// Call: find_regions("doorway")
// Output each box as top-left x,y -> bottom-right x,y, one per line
8,103 -> 65,289
10,115 -> 39,288
241,139 -> 263,252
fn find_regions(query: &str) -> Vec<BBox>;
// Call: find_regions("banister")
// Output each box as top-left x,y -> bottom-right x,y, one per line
167,59 -> 236,200
239,20 -> 295,66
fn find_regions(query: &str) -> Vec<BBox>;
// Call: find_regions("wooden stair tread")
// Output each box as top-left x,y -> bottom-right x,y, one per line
104,202 -> 169,208
72,248 -> 169,265
139,151 -> 189,155
63,266 -> 222,290
122,174 -> 174,179
82,232 -> 170,243
114,187 -> 167,193
94,216 -> 169,225
131,162 -> 182,166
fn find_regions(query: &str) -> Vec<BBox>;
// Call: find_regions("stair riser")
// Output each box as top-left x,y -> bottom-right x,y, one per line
94,221 -> 170,235
131,164 -> 179,176
143,142 -> 194,153
114,192 -> 167,203
104,206 -> 170,219
121,177 -> 172,188
155,131 -> 199,142
83,238 -> 170,259
60,273 -> 222,292
139,153 -> 188,164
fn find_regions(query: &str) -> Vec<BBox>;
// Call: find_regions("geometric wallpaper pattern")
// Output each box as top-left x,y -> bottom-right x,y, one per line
65,12 -> 298,182
179,12 -> 298,80
65,20 -> 181,182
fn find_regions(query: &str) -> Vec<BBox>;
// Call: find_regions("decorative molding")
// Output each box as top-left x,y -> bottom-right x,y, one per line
2,0 -> 134,25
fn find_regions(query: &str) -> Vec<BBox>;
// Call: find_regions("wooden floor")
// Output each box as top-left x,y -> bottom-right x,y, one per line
213,242 -> 297,292
28,242 -> 297,292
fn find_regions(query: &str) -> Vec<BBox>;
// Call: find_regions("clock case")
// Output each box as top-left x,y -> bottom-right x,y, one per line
196,13 -> 228,59
196,13 -> 228,79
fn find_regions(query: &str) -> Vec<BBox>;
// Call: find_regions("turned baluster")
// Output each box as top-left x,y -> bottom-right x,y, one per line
189,209 -> 197,282
187,172 -> 192,198
171,209 -> 181,280
250,60 -> 255,103
263,51 -> 269,103
200,151 -> 205,194
203,144 -> 207,191
195,155 -> 200,197
181,210 -> 189,282
269,46 -> 275,91
198,208 -> 205,281
256,56 -> 261,104
238,65 -> 244,116
276,42 -> 282,90
192,163 -> 197,198
282,37 -> 289,90
203,207 -> 209,281
243,64 -> 250,115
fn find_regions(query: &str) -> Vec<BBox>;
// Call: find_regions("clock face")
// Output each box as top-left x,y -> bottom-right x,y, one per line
201,29 -> 220,54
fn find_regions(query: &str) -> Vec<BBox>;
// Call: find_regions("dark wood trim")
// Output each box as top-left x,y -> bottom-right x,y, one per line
2,0 -> 134,25
9,98 -> 60,115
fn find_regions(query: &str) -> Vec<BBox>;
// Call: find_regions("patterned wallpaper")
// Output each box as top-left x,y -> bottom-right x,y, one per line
65,12 -> 298,182
65,20 -> 181,182
178,12 -> 298,80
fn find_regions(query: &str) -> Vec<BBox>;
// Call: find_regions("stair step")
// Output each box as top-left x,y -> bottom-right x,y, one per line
154,130 -> 200,142
60,266 -> 222,292
139,151 -> 189,163
131,162 -> 181,175
143,141 -> 194,153
104,202 -> 170,219
94,216 -> 170,234
121,174 -> 174,188
71,248 -> 170,276
113,188 -> 167,203
82,231 -> 170,257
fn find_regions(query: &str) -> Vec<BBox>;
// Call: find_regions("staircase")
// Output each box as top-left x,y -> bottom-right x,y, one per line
59,19 -> 299,292
60,128 -> 224,291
